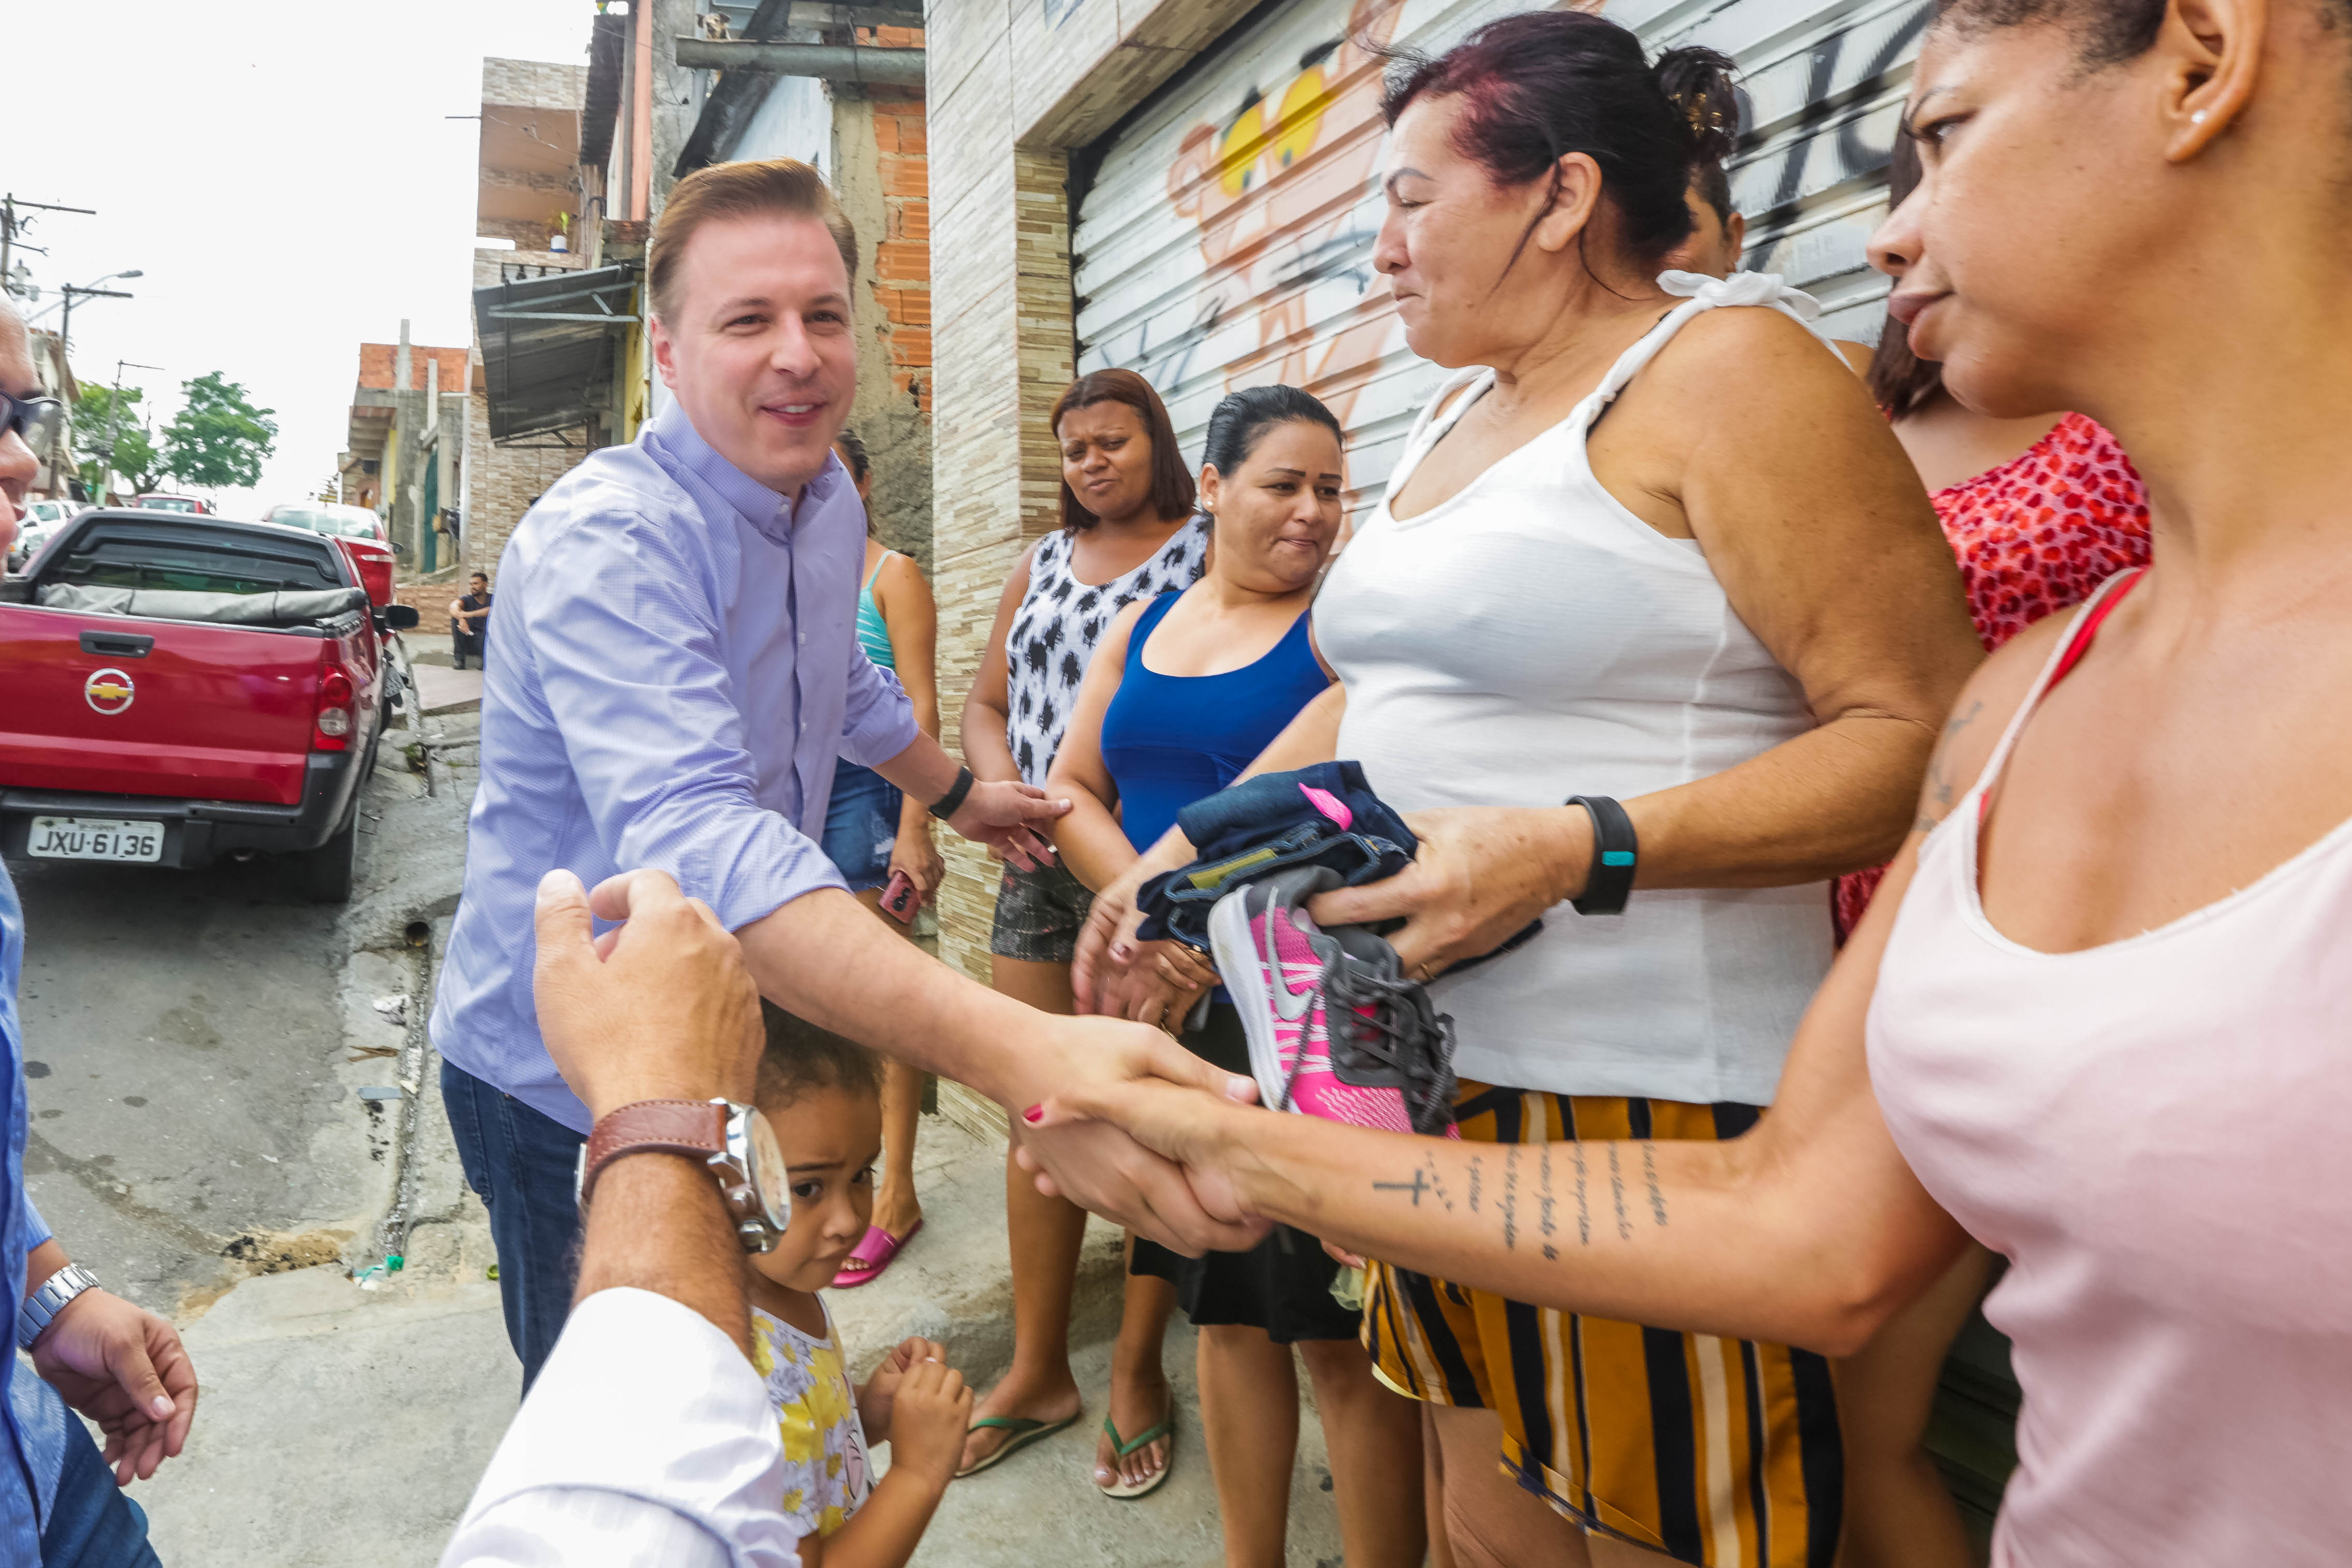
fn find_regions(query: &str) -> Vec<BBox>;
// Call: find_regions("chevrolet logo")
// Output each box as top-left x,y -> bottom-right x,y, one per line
84,668 -> 135,716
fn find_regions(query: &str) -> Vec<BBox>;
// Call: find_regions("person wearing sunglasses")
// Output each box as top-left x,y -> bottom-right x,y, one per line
0,386 -> 63,473
0,298 -> 200,1565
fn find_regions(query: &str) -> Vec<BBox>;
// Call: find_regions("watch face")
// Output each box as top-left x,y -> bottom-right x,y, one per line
743,1106 -> 792,1236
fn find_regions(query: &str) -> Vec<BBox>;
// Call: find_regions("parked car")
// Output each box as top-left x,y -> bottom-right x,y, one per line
8,499 -> 82,571
0,509 -> 420,902
260,501 -> 387,543
132,493 -> 211,515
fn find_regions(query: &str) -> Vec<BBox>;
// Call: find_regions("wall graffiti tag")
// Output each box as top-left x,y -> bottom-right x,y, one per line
1073,0 -> 1934,508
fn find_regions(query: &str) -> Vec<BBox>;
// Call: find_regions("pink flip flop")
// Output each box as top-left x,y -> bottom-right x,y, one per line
833,1220 -> 922,1288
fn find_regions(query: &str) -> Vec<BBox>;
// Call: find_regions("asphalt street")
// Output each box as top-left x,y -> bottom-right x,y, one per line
12,848 -> 379,1318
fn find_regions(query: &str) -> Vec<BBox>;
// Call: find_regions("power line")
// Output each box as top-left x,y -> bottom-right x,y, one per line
1,195 -> 96,299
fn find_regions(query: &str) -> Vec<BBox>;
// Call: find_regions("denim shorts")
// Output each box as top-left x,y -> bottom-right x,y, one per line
988,859 -> 1095,964
822,760 -> 904,892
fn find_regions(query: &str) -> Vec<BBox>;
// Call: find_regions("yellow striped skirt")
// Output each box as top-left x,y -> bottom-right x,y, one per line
1361,1083 -> 1842,1567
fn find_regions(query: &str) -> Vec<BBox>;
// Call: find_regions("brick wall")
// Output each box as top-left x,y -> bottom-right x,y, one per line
829,85 -> 935,579
461,381 -> 587,584
871,97 -> 931,418
357,342 -> 470,392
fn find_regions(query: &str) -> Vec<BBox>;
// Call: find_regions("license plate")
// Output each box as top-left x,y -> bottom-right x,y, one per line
26,816 -> 165,863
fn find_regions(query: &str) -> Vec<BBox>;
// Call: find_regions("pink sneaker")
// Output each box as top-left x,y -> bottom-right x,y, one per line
1209,867 -> 1459,1137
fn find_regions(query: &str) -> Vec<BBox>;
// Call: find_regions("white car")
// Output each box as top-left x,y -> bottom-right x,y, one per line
9,498 -> 83,570
260,501 -> 389,543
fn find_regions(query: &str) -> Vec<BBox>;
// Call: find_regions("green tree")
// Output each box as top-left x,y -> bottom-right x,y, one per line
70,385 -> 166,496
163,372 -> 278,492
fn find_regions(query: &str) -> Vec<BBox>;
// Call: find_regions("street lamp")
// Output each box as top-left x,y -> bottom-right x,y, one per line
47,270 -> 142,499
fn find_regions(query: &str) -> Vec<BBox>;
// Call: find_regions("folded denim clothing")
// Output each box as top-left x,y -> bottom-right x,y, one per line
1135,762 -> 1542,970
1136,763 -> 1412,949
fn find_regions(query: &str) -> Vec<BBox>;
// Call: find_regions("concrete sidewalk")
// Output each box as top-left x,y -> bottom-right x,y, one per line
406,660 -> 482,716
136,1100 -> 1345,1566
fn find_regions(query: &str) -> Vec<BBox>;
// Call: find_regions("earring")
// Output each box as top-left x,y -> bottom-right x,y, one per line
2190,109 -> 2209,125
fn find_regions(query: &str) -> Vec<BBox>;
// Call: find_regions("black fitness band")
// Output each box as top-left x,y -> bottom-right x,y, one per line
927,765 -> 977,822
1566,794 -> 1637,916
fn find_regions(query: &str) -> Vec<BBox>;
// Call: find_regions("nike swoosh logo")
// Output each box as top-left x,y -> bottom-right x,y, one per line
1261,910 -> 1318,1022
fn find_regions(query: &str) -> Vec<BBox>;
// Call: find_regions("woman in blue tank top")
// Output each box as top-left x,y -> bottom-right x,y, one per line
1046,387 -> 1427,1564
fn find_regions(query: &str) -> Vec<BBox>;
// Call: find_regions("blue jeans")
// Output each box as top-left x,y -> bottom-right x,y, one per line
819,760 -> 903,892
441,1060 -> 584,1391
40,1415 -> 161,1567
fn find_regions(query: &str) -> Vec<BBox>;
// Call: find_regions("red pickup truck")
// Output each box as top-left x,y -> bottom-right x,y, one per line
0,509 -> 420,901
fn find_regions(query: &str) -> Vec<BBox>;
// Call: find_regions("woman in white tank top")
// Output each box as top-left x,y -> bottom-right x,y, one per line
1071,14 -> 1982,1565
1049,2 -> 2352,1564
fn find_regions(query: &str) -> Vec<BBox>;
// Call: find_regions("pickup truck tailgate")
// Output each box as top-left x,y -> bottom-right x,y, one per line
0,606 -> 326,805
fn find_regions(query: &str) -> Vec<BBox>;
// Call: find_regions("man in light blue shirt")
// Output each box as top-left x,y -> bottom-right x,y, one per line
432,159 -> 1263,1386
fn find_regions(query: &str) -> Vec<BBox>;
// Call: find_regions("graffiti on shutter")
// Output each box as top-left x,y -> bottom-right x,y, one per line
1072,0 -> 1930,519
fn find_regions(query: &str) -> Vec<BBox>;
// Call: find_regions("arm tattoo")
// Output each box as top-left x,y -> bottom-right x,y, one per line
1424,1153 -> 1456,1212
1607,1143 -> 1631,1241
1371,1153 -> 1454,1210
1920,699 -> 1986,830
1371,1170 -> 1435,1206
1538,1145 -> 1558,1261
1642,1142 -> 1668,1227
1572,1142 -> 1591,1246
1468,1156 -> 1483,1213
1500,1148 -> 1520,1251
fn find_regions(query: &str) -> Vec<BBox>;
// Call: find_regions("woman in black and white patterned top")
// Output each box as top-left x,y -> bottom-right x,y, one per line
956,367 -> 1208,1496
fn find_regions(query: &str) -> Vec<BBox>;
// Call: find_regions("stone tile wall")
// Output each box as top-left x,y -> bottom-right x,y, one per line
925,0 -> 1257,996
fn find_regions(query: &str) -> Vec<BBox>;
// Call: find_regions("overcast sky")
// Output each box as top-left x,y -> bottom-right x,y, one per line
10,0 -> 598,514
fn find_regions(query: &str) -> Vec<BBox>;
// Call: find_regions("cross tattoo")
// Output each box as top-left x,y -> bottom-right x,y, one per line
1373,1171 -> 1435,1207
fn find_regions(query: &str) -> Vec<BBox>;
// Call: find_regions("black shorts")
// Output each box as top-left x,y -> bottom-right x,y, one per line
988,860 -> 1094,965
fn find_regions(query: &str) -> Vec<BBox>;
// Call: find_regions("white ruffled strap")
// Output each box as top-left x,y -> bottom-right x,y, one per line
1582,270 -> 1847,413
1654,268 -> 1843,350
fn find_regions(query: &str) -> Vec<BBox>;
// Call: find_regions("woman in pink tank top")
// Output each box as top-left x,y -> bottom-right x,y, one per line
1024,1 -> 2352,1562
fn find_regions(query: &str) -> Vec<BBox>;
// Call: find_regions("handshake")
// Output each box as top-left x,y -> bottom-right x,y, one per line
530,866 -> 1272,1256
530,800 -> 1557,1256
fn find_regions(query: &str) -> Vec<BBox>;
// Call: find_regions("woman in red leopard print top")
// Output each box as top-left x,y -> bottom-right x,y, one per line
1836,139 -> 2152,938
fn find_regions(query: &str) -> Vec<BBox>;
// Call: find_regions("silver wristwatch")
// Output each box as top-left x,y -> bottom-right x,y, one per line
19,1262 -> 99,1350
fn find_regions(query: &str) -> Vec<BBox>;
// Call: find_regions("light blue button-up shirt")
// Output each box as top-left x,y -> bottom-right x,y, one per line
430,401 -> 918,1132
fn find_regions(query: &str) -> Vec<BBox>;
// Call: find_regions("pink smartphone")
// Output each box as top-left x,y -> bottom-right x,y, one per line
880,870 -> 919,923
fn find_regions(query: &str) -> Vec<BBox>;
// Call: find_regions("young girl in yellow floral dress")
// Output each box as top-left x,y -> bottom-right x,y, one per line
748,1008 -> 974,1565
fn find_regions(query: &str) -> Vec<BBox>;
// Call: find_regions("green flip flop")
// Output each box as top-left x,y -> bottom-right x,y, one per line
953,1410 -> 1080,1479
1096,1406 -> 1177,1500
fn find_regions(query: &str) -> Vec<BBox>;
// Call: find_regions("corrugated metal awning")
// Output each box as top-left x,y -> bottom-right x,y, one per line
472,264 -> 639,446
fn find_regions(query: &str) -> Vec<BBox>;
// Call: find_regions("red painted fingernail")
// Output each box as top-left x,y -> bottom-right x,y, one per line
1022,1104 -> 1044,1124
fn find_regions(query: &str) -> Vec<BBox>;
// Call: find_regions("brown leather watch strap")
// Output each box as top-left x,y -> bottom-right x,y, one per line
579,1099 -> 727,1211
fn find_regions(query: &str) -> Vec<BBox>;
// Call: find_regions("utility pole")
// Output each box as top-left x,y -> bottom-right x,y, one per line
0,196 -> 96,297
58,280 -> 137,360
102,360 -> 164,504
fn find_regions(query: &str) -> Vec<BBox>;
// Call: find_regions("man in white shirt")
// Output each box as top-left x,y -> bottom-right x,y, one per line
442,867 -> 806,1565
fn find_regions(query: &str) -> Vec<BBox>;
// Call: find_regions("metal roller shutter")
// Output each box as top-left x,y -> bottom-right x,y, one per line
1071,0 -> 1931,521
